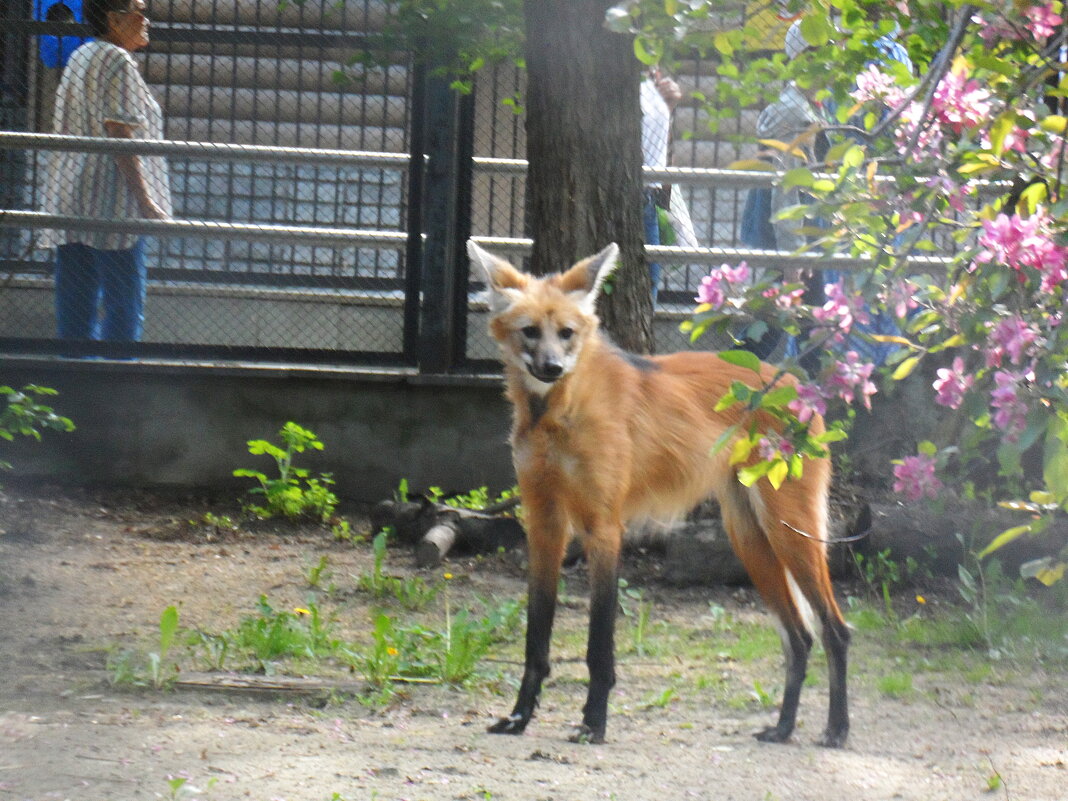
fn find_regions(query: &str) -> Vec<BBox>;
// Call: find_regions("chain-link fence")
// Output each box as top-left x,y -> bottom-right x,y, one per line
1,2 -> 951,367
2,0 -> 416,361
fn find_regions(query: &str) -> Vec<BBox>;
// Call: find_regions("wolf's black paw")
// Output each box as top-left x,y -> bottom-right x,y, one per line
817,726 -> 849,748
487,714 -> 528,735
754,725 -> 792,744
568,723 -> 605,744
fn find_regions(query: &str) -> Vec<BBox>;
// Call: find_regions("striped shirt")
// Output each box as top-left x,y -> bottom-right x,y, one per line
40,39 -> 172,251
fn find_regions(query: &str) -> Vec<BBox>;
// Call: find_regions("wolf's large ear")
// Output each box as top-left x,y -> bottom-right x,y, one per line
467,240 -> 527,313
558,243 -> 619,312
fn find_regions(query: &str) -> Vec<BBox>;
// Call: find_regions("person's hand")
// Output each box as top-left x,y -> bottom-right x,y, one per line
655,72 -> 683,110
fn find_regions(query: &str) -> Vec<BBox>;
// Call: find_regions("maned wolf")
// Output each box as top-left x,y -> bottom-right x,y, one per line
468,240 -> 850,748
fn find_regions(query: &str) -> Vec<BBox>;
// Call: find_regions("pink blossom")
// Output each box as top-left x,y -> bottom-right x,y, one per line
757,434 -> 795,462
990,370 -> 1029,441
931,69 -> 992,134
788,382 -> 827,424
895,102 -> 945,159
986,316 -> 1040,367
1028,3 -> 1063,38
984,125 -> 1030,155
826,351 -> 878,410
893,454 -> 943,502
924,174 -> 972,213
813,280 -> 869,337
762,285 -> 806,310
695,277 -> 726,308
974,208 -> 1068,289
932,356 -> 974,409
979,3 -> 1065,41
881,279 -> 921,319
851,65 -> 907,108
695,261 -> 750,308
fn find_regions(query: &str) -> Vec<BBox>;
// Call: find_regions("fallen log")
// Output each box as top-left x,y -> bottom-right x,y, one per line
371,498 -> 525,568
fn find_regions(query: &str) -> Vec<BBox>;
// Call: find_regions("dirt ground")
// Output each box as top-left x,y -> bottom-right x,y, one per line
0,483 -> 1066,801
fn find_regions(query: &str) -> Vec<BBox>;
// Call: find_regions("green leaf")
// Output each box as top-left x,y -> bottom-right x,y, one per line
782,167 -> 814,190
1043,415 -> 1068,507
713,31 -> 734,56
1040,115 -> 1068,134
842,145 -> 865,169
767,459 -> 789,489
1019,557 -> 1066,585
799,12 -> 832,47
1018,181 -> 1048,215
988,113 -> 1015,157
634,35 -> 660,65
713,388 -> 739,412
159,605 -> 180,658
717,349 -> 763,374
760,385 -> 798,409
710,423 -> 740,456
730,436 -> 754,465
891,356 -> 920,380
737,462 -> 771,487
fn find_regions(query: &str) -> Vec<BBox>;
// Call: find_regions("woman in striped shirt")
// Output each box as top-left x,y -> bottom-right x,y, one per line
41,0 -> 171,343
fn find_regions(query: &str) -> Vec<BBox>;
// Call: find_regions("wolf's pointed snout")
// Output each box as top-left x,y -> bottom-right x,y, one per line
537,361 -> 564,381
528,357 -> 564,383
542,362 -> 563,379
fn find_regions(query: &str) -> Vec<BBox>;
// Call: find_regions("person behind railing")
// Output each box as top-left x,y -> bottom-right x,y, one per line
641,66 -> 682,305
738,19 -> 911,371
738,21 -> 826,373
39,0 -> 171,344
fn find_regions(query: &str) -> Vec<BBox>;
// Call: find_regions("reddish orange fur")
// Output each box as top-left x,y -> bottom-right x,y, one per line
473,242 -> 850,746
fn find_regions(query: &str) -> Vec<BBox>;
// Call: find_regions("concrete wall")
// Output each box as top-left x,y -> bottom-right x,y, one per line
2,360 -> 517,503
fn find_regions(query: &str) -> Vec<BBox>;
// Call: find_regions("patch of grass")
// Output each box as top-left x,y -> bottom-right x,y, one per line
352,593 -> 522,690
107,605 -> 181,690
877,671 -> 914,698
716,621 -> 782,663
354,529 -> 440,610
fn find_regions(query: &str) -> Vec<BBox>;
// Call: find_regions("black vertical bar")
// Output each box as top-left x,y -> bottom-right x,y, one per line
450,86 -> 475,368
0,0 -> 31,262
401,59 -> 426,366
417,70 -> 465,373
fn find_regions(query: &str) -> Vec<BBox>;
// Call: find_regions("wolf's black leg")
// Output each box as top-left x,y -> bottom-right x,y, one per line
818,613 -> 851,747
488,581 -> 557,734
571,535 -> 619,744
755,623 -> 811,744
488,506 -> 565,736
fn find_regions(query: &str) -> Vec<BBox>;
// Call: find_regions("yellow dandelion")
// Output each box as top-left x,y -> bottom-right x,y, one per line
294,607 -> 311,615
444,572 -> 454,580
387,647 -> 399,657
915,595 -> 926,605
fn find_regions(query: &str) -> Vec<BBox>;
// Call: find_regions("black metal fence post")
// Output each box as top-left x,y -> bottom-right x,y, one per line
416,69 -> 474,374
402,61 -> 426,366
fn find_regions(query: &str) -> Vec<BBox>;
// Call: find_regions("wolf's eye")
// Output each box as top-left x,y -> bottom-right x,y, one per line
558,327 -> 574,341
521,325 -> 541,339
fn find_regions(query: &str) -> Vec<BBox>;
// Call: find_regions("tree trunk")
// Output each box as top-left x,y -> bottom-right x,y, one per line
523,0 -> 654,353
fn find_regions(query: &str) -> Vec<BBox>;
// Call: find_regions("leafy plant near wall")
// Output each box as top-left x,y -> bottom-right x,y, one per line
0,384 -> 74,470
233,422 -> 340,523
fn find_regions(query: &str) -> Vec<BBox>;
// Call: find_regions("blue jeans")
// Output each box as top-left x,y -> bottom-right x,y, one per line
55,239 -> 147,342
643,190 -> 661,303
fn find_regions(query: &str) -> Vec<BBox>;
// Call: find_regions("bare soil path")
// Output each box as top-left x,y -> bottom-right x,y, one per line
0,484 -> 1065,801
